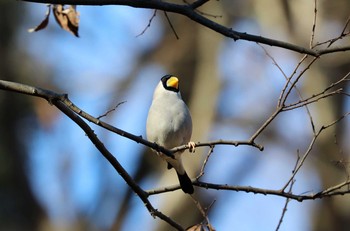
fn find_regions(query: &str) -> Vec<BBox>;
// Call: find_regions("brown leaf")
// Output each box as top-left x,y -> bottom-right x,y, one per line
53,5 -> 80,37
28,4 -> 51,33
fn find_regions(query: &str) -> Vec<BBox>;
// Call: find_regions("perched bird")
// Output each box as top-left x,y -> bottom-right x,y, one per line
146,74 -> 195,194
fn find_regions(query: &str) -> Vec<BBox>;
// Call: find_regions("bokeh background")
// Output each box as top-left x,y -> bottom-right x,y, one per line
1,0 -> 350,230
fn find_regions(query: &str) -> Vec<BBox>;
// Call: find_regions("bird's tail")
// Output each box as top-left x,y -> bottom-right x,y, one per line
176,171 -> 194,194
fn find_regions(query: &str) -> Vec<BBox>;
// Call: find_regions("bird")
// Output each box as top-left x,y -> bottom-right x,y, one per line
146,74 -> 195,194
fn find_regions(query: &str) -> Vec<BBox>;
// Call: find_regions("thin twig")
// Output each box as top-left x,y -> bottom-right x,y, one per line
190,195 -> 213,230
163,11 -> 179,39
282,89 -> 344,111
276,180 -> 295,231
259,44 -> 316,134
280,56 -> 319,107
196,145 -> 215,180
249,108 -> 281,142
97,101 -> 126,119
313,16 -> 350,48
321,179 -> 350,195
136,9 -> 157,37
309,0 -> 317,48
281,111 -> 350,190
281,149 -> 301,191
327,16 -> 350,48
282,71 -> 350,111
277,54 -> 309,108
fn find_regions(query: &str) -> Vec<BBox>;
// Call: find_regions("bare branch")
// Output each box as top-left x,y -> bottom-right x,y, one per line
281,57 -> 319,107
21,0 -> 350,56
275,180 -> 295,231
149,178 -> 350,202
193,181 -> 350,202
146,183 -> 182,195
0,80 -> 263,195
196,145 -> 215,180
97,101 -> 126,119
283,71 -> 350,111
0,80 -> 185,230
277,54 -> 309,108
281,150 -> 301,192
171,139 -> 264,153
314,16 -> 350,48
190,195 -> 215,230
136,9 -> 157,37
282,111 -> 350,190
164,11 -> 179,39
259,45 -> 316,134
327,16 -> 350,48
282,89 -> 344,111
309,0 -> 318,48
249,108 -> 281,142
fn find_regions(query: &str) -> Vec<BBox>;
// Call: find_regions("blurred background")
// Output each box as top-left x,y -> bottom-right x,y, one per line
1,0 -> 350,230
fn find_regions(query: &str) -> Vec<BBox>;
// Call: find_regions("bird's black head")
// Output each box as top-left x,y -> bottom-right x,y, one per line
161,75 -> 180,93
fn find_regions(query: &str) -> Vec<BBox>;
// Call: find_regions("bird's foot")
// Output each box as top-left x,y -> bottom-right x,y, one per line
188,141 -> 196,153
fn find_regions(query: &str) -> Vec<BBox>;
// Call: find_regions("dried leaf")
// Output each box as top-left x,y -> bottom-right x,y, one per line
28,4 -> 51,33
53,5 -> 80,37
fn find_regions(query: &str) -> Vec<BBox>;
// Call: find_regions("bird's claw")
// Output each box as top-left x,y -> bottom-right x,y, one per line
188,141 -> 196,153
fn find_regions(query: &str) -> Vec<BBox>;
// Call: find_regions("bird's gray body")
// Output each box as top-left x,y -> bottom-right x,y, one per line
146,80 -> 192,174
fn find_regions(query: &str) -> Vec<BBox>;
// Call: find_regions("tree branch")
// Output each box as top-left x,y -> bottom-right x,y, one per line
147,179 -> 350,202
193,181 -> 350,202
0,80 -> 262,155
0,80 -> 185,230
20,0 -> 350,56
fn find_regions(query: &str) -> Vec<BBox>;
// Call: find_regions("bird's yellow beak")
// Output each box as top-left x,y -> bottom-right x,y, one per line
167,76 -> 179,89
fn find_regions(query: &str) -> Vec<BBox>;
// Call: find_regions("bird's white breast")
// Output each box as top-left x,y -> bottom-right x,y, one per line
146,90 -> 192,149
